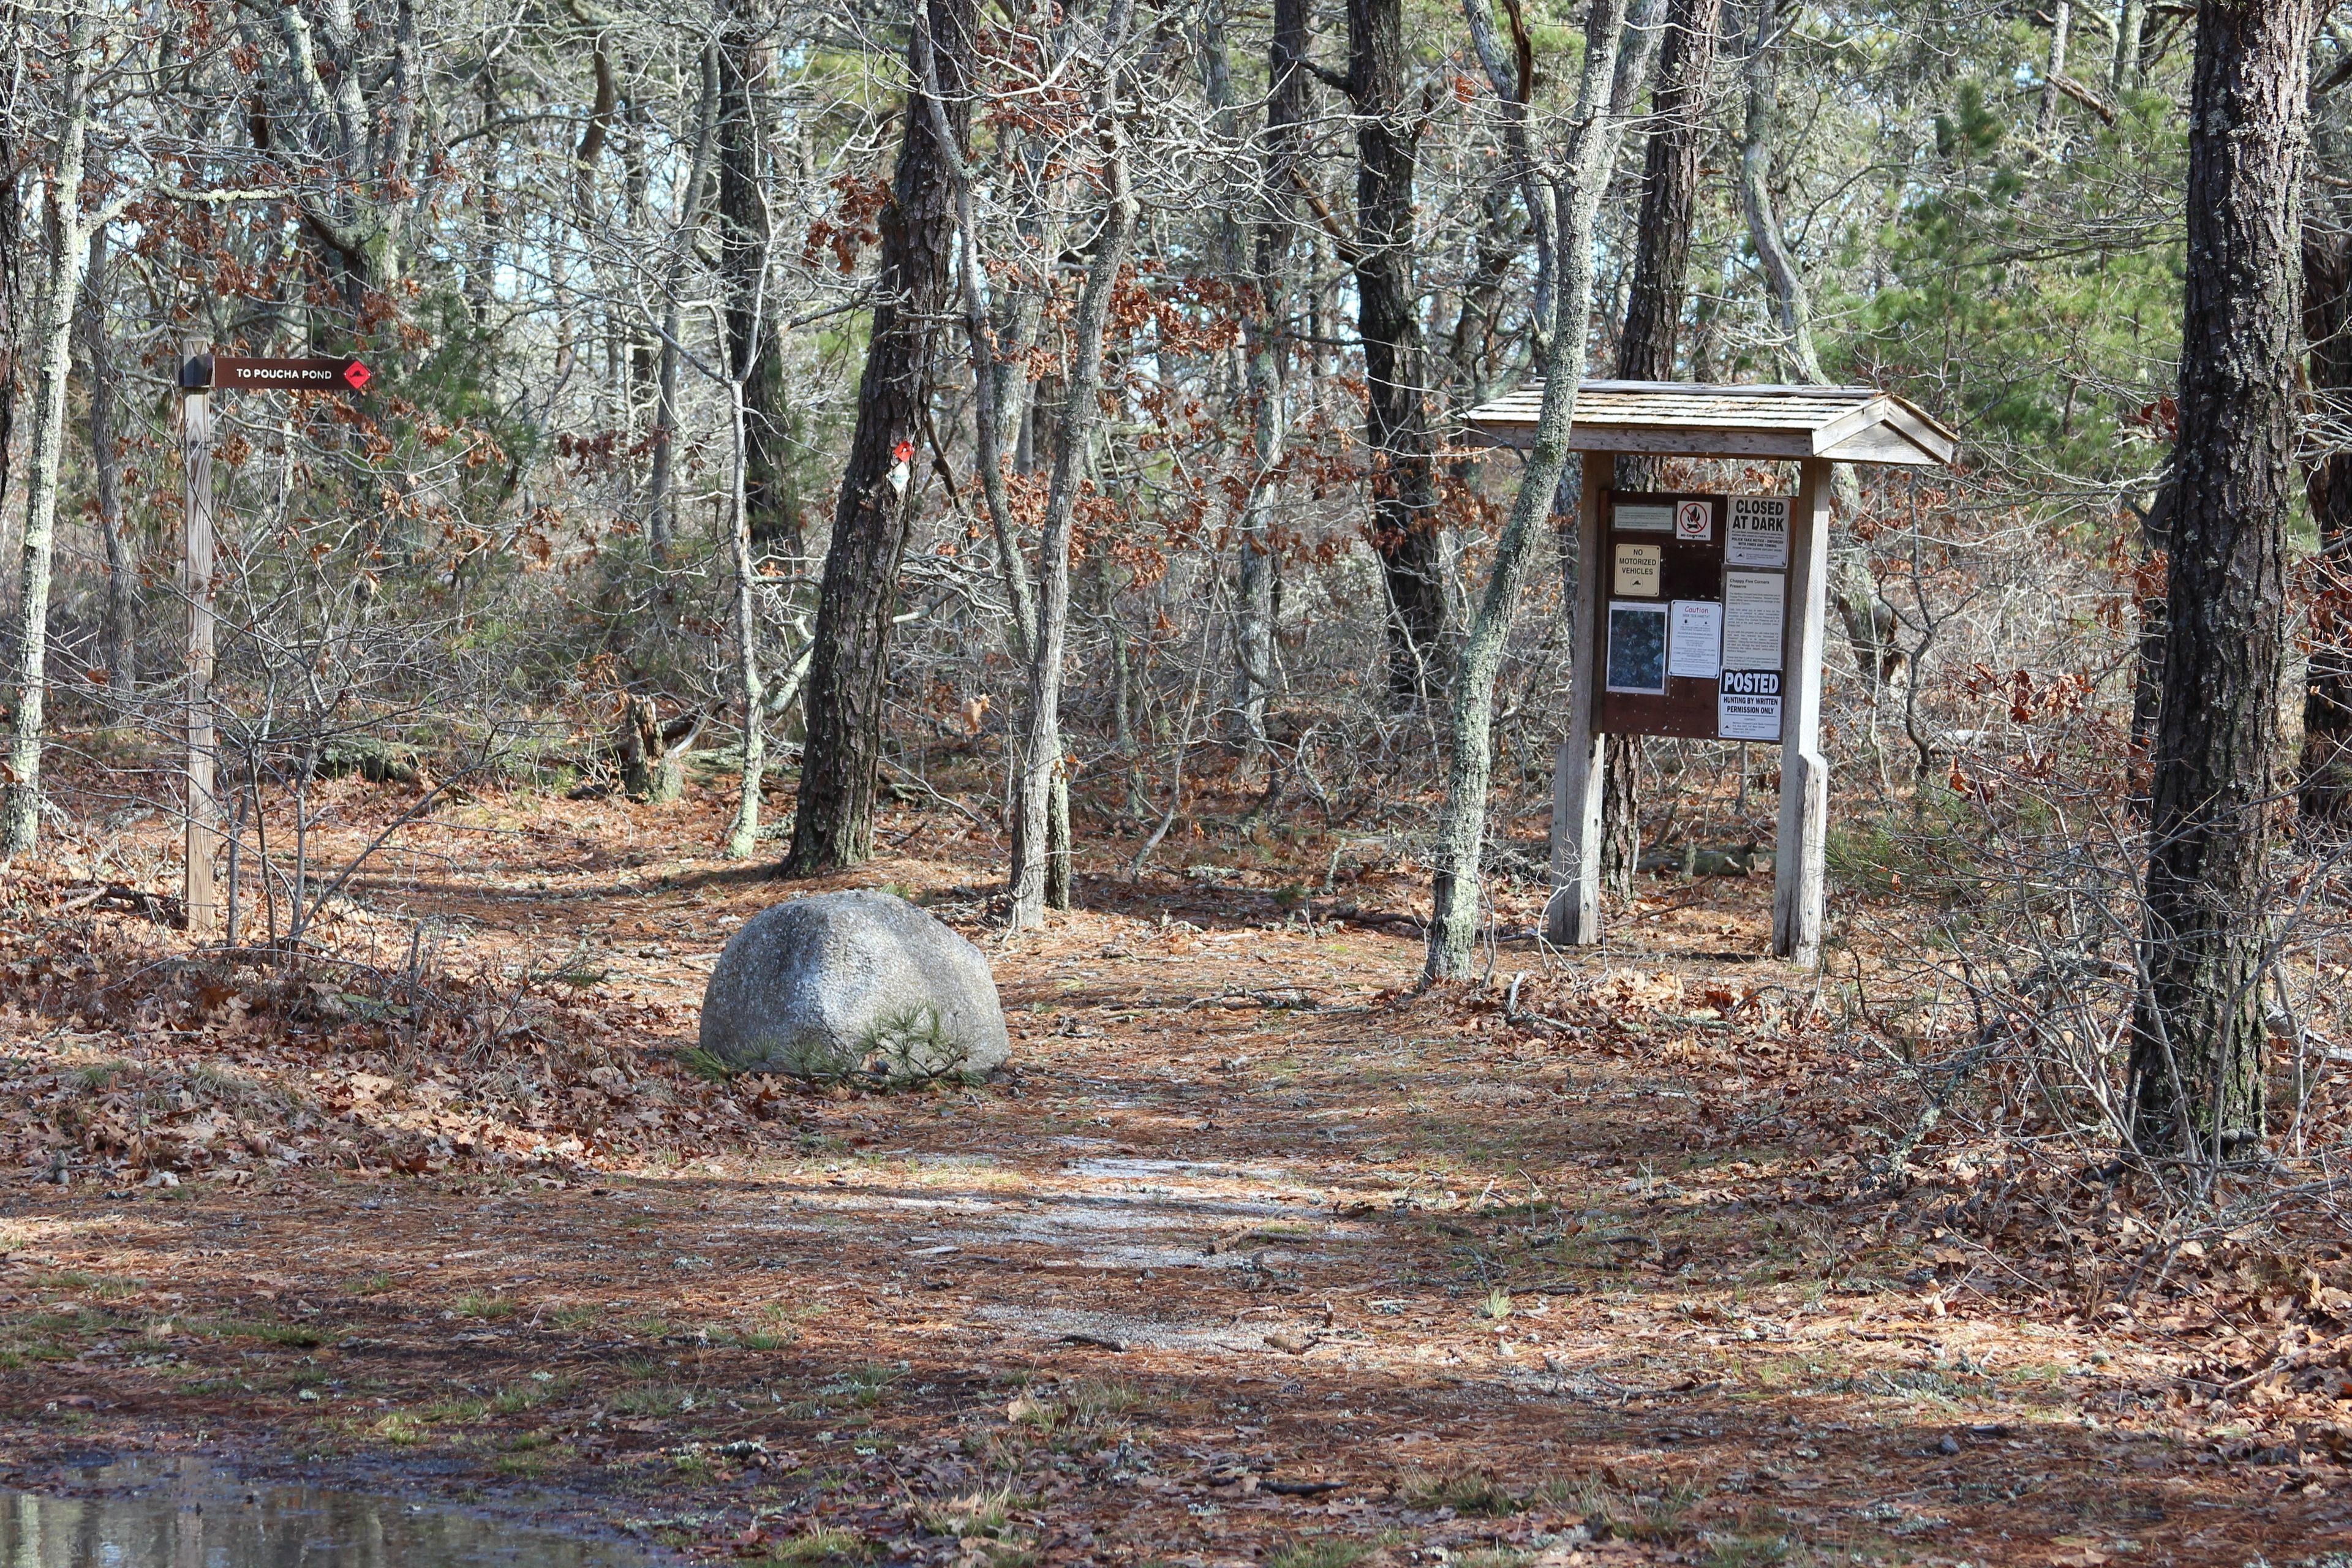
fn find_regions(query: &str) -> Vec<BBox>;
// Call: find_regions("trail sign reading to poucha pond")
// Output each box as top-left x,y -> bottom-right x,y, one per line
179,353 -> 374,393
174,344 -> 380,935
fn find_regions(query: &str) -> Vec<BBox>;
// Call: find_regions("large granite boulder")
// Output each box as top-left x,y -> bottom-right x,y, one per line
697,890 -> 1009,1084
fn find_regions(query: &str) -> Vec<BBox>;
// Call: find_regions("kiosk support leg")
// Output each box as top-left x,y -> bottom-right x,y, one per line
1773,457 -> 1833,963
1547,451 -> 1611,946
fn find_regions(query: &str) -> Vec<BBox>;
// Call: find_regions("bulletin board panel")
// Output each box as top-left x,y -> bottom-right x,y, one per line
1594,490 -> 1792,741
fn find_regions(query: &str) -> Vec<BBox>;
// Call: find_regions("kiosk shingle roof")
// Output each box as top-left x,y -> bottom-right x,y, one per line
1461,380 -> 1958,466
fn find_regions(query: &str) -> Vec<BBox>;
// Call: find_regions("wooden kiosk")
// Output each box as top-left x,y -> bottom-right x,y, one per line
1462,382 -> 1958,964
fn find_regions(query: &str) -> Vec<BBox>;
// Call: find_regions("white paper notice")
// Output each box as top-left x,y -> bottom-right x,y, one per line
1667,600 -> 1721,679
1722,570 -> 1785,669
1675,499 -> 1715,542
1717,669 -> 1784,741
1727,495 -> 1790,568
1615,503 -> 1674,533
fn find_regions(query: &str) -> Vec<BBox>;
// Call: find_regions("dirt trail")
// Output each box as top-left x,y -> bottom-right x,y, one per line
2,804 -> 2345,1567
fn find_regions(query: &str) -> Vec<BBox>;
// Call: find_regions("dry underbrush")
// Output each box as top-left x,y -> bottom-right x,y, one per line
0,875 -> 826,1192
1458,951 -> 2352,1475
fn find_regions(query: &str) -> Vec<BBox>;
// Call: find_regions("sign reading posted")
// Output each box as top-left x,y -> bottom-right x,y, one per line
1718,668 -> 1784,741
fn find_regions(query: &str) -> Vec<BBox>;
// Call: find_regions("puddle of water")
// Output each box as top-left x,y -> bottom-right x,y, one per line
1065,1158 -> 1291,1181
970,1303 -> 1273,1354
0,1457 -> 657,1567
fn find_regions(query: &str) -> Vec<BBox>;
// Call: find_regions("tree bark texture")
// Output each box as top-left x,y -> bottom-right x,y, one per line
650,45 -> 721,556
1615,0 -> 1718,391
783,0 -> 974,878
718,15 -> 794,551
1348,0 -> 1444,707
2301,105 -> 2352,825
1424,0 -> 1640,979
725,377 -> 767,858
1600,0 -> 1720,900
2128,0 -> 2317,1159
2039,0 -> 2073,140
2128,472 -> 2171,815
0,14 -> 22,529
1224,0 -> 1306,759
4,21 -> 92,856
2113,0 -> 2147,93
77,224 -> 133,695
270,0 -> 421,317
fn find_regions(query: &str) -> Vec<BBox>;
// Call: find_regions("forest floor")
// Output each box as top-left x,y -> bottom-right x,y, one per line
2,772 -> 2349,1567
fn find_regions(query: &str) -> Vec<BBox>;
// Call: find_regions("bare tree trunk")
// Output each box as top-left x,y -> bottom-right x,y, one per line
2301,97 -> 2352,826
1600,0 -> 1720,900
724,372 -> 766,858
1009,0 -> 1137,931
718,8 -> 793,552
3,20 -> 92,856
1738,0 -> 1891,689
1213,0 -> 1305,762
1347,0 -> 1445,707
913,0 -> 1071,907
2113,0 -> 2146,94
1213,0 -> 1308,761
1424,0 -> 1643,979
785,0 -> 975,877
2128,472 -> 2171,814
2039,0 -> 2073,140
648,45 -> 720,556
0,7 -> 22,530
2128,0 -> 2319,1161
77,224 -> 133,696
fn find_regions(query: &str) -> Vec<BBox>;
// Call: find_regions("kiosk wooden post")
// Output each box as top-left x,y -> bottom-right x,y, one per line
1773,458 -> 1833,962
180,339 -> 219,935
1547,450 -> 1611,945
1462,381 -> 1958,965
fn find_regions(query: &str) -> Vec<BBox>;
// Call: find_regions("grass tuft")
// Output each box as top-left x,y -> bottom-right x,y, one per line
1265,1540 -> 1377,1568
767,1524 -> 876,1565
1400,1468 -> 1520,1517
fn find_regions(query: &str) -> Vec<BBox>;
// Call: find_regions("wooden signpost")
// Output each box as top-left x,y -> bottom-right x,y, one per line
1463,381 -> 1956,965
176,347 -> 375,935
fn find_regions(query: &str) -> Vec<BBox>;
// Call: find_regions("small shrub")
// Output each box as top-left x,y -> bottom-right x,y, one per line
777,1006 -> 982,1090
679,1046 -> 737,1083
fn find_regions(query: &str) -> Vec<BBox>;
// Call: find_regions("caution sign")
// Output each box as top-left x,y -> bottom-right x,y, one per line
1675,499 -> 1714,542
1717,668 -> 1784,741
